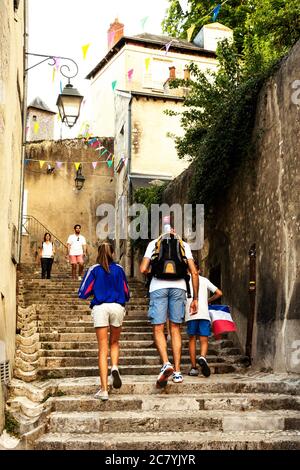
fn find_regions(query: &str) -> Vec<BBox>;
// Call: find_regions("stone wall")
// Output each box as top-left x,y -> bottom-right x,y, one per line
26,108 -> 55,142
163,40 -> 300,373
0,0 -> 24,431
24,138 -> 115,263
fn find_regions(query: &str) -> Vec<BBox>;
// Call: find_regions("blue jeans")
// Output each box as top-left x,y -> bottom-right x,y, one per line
148,288 -> 186,325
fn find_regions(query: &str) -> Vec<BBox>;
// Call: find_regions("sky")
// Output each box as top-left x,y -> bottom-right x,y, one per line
27,0 -> 170,138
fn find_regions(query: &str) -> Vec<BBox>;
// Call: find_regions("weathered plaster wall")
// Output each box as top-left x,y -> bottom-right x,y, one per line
0,0 -> 24,431
23,139 -> 115,263
163,41 -> 300,373
26,108 -> 55,142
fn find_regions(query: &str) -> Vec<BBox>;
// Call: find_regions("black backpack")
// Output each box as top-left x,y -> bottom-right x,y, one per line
149,234 -> 191,297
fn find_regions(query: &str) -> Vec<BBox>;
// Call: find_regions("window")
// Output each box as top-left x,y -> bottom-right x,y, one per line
32,115 -> 37,121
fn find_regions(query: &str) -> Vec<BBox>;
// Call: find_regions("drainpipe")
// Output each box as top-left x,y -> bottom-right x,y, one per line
127,94 -> 134,278
17,0 -> 29,264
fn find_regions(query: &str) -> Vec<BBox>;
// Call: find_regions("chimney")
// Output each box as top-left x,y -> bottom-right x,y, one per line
169,66 -> 176,80
184,67 -> 190,80
107,18 -> 124,50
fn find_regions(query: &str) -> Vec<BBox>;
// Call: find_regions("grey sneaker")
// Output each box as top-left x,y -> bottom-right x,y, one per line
188,367 -> 199,376
110,366 -> 122,389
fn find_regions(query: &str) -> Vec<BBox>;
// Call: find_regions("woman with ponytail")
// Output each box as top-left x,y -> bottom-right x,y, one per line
78,241 -> 130,401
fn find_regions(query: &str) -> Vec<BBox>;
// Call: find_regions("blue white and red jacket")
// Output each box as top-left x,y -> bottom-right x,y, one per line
78,263 -> 130,308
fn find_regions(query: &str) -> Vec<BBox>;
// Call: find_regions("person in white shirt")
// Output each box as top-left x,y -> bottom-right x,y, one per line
39,233 -> 55,279
140,226 -> 199,388
67,224 -> 87,280
186,259 -> 223,378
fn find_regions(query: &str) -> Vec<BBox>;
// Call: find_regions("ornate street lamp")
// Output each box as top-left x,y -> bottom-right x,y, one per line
74,164 -> 85,190
25,53 -> 83,128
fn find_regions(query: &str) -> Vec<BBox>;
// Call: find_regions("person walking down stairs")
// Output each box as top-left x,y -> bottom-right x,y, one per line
78,241 -> 130,401
67,224 -> 87,280
39,232 -> 55,279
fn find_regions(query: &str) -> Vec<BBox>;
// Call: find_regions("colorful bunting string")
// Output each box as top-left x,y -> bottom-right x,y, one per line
74,162 -> 81,171
212,4 -> 221,21
111,80 -> 117,91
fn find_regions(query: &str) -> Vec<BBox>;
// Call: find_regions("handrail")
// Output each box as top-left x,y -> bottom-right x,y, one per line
22,215 -> 68,249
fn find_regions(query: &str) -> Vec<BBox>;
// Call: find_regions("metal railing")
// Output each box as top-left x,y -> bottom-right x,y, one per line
21,215 -> 68,263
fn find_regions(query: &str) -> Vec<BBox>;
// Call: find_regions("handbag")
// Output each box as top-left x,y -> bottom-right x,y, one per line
208,305 -> 237,337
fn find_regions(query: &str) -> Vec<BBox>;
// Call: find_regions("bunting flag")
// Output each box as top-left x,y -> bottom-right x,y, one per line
25,126 -> 29,135
56,161 -> 63,168
74,162 -> 81,171
127,69 -> 134,81
111,80 -> 117,91
212,4 -> 221,21
33,122 -> 40,134
39,160 -> 45,169
24,159 -> 30,165
145,57 -> 151,72
107,160 -> 113,168
55,58 -> 60,71
60,81 -> 63,93
52,67 -> 56,83
82,43 -> 91,60
140,16 -> 149,30
187,24 -> 196,42
57,113 -> 61,122
92,162 -> 98,170
101,149 -> 108,156
165,41 -> 173,55
108,31 -> 115,47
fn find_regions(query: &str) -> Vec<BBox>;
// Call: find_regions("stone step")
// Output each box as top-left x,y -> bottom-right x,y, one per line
37,320 -> 151,327
40,339 -> 234,350
34,430 -> 300,450
38,326 -> 153,333
49,392 -> 300,413
37,363 -> 237,379
45,409 -> 300,434
42,347 -> 232,357
40,355 -> 234,368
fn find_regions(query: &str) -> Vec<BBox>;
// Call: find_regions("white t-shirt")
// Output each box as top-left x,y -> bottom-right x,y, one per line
143,238 -> 193,293
67,234 -> 86,256
185,275 -> 218,322
41,242 -> 54,258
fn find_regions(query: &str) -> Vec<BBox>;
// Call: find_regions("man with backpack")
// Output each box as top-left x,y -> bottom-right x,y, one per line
140,225 -> 199,388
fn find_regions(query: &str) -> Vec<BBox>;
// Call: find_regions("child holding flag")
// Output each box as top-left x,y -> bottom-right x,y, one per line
185,260 -> 222,377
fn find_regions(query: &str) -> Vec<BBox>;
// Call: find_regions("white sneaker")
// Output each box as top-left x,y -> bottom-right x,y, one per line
172,372 -> 183,383
156,362 -> 174,389
94,389 -> 108,401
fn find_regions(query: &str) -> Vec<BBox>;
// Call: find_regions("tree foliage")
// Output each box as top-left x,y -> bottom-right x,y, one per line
162,0 -> 300,209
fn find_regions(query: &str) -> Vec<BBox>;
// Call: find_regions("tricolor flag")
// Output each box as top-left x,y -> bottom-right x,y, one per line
208,305 -> 236,337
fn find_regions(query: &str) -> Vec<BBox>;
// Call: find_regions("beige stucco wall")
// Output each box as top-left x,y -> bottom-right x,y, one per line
131,96 -> 188,177
26,108 -> 55,142
0,0 -> 24,432
23,139 -> 115,264
89,43 -> 218,137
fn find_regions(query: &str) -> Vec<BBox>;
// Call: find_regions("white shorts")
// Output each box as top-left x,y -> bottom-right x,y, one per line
91,303 -> 126,328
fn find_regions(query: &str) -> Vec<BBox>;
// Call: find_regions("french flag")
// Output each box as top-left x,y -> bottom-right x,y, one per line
208,305 -> 237,337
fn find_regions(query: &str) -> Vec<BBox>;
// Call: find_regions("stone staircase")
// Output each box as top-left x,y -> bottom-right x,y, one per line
6,263 -> 300,449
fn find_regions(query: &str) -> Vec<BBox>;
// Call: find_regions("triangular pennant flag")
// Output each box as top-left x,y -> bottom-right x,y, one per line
25,126 -> 29,134
212,4 -> 221,22
145,57 -> 151,72
55,57 -> 60,71
107,160 -> 113,168
24,159 -> 30,165
140,16 -> 149,30
56,161 -> 63,168
60,80 -> 63,93
92,162 -> 97,170
33,122 -> 40,134
165,41 -> 173,55
52,67 -> 56,83
187,24 -> 196,42
39,160 -> 45,169
74,162 -> 81,171
111,80 -> 117,91
57,113 -> 61,122
82,43 -> 91,60
128,69 -> 134,81
101,149 -> 108,156
108,31 -> 115,48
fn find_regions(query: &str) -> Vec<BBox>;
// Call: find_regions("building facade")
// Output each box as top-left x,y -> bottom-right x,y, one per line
0,0 -> 25,432
86,21 -> 233,273
26,97 -> 56,142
